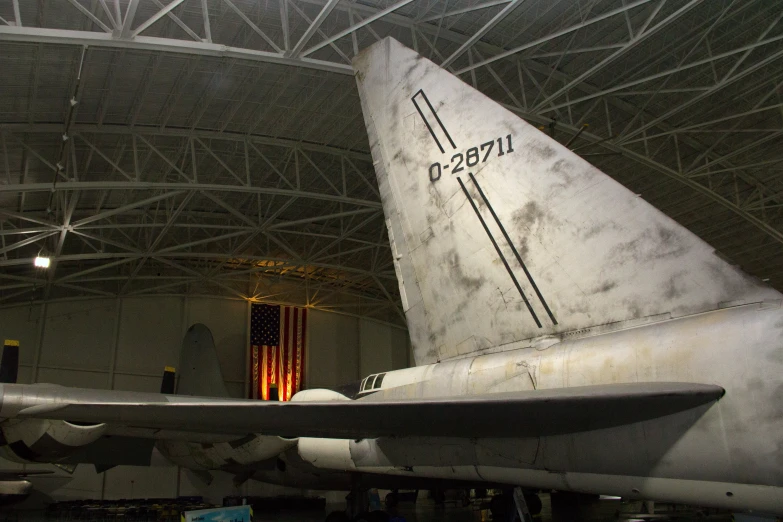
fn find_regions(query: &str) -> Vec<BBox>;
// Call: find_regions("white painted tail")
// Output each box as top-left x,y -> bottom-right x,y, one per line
353,38 -> 777,365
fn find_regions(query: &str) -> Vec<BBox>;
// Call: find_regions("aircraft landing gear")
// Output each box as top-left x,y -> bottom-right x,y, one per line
489,489 -> 542,521
325,484 -> 389,522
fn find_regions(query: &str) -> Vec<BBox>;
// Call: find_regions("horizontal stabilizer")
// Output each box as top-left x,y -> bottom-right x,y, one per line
7,382 -> 723,439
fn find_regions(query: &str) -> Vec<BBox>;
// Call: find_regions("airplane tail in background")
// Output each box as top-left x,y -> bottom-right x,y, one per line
0,340 -> 19,384
353,38 -> 779,365
176,324 -> 230,397
160,365 -> 176,394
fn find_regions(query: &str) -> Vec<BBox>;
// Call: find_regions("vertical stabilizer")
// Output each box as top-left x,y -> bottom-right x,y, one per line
353,38 -> 779,365
160,366 -> 176,394
1,340 -> 19,384
176,324 -> 229,397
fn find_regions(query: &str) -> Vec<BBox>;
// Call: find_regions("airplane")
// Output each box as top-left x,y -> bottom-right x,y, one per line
0,329 -> 500,513
0,469 -> 59,506
0,37 -> 781,521
0,341 -> 66,506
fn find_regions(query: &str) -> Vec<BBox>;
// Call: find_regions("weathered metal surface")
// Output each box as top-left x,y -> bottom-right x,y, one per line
0,37 -> 782,515
353,37 -> 780,366
293,37 -> 783,513
0,381 -> 720,439
157,434 -> 296,471
301,304 -> 783,486
0,480 -> 31,497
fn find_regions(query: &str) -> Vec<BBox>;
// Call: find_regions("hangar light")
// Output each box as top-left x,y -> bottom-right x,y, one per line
34,256 -> 51,268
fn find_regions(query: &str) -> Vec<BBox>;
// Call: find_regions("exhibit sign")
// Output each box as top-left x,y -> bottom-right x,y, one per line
182,505 -> 252,522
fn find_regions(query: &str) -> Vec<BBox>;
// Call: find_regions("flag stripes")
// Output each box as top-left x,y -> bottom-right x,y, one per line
250,303 -> 307,401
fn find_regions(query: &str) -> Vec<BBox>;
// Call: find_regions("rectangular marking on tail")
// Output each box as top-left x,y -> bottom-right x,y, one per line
457,175 -> 542,328
411,89 -> 457,154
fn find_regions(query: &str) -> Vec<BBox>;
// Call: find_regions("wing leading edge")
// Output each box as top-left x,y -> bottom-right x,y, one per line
2,382 -> 722,439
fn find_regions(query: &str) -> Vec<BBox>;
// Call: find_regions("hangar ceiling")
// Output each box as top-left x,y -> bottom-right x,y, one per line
0,0 -> 782,326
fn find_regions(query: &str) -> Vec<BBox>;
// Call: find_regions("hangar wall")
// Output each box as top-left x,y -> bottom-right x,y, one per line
0,296 -> 409,502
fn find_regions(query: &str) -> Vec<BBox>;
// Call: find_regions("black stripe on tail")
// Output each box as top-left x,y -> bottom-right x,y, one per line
411,89 -> 457,154
457,176 -> 542,328
468,173 -> 557,326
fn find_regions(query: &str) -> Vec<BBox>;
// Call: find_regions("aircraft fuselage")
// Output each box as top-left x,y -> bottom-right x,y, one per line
297,302 -> 783,513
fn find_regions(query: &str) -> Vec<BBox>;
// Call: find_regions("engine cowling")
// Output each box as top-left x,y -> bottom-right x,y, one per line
157,434 -> 297,470
157,389 -> 348,470
0,418 -> 106,463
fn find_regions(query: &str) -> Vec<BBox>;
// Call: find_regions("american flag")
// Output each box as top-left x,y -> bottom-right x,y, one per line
250,304 -> 307,401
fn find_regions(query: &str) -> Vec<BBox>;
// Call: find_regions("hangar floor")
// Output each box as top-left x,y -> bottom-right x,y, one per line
10,494 -> 736,522
251,494 -> 735,522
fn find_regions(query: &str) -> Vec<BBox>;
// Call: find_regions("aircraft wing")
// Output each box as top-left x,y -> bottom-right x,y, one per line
0,470 -> 54,477
2,382 -> 722,439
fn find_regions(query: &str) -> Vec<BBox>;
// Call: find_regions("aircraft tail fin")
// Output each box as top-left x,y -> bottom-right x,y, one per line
353,38 -> 778,365
1,340 -> 19,384
160,366 -> 176,394
176,324 -> 229,397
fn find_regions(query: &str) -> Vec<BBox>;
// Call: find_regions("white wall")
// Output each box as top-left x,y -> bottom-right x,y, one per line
0,296 -> 409,503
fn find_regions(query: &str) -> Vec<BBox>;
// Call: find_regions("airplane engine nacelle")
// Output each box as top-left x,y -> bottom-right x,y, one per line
157,434 -> 296,470
298,438 -> 356,471
158,388 -> 348,470
0,418 -> 106,463
294,389 -> 361,471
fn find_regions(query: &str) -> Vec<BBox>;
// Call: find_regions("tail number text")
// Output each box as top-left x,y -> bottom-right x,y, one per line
429,135 -> 514,182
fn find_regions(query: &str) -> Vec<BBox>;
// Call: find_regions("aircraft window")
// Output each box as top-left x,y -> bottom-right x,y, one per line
359,373 -> 387,392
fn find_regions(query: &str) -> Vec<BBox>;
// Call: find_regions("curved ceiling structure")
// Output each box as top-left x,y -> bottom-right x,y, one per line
0,0 -> 782,325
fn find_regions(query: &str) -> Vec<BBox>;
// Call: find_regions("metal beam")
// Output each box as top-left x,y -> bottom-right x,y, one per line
302,0 -> 416,57
279,0 -> 289,50
121,0 -> 140,39
0,251 -> 396,282
11,0 -> 21,26
119,191 -> 195,293
540,33 -> 783,114
418,0 -> 512,23
66,0 -> 114,33
200,0 -> 211,42
0,231 -> 59,255
266,208 -> 379,230
454,0 -> 653,74
0,26 -> 353,75
149,0 -> 202,42
222,0 -> 282,53
0,181 -> 381,207
288,0 -> 340,58
440,0 -> 522,68
131,0 -> 187,38
99,0 -> 119,29
0,123 -> 371,161
619,16 -> 783,142
71,190 -> 187,228
532,0 -> 702,110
